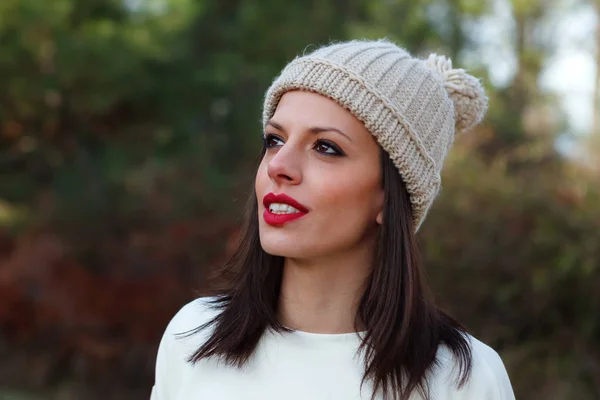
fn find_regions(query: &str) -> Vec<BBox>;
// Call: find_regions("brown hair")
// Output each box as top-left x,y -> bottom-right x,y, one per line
182,147 -> 472,400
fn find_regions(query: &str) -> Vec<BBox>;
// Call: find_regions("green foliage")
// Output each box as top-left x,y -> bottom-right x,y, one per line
421,142 -> 600,398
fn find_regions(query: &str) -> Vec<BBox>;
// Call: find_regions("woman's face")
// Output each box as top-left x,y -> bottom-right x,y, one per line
255,90 -> 384,260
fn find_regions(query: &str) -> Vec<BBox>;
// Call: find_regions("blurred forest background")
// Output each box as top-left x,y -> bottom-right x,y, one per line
0,0 -> 599,399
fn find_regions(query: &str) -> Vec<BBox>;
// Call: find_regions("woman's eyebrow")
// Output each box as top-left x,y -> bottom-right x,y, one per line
267,120 -> 352,142
307,126 -> 352,142
266,120 -> 285,131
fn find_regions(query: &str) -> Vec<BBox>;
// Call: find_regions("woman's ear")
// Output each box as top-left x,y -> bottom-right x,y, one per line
375,188 -> 384,225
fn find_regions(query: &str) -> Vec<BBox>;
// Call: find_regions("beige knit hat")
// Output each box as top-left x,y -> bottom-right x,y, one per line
262,39 -> 488,231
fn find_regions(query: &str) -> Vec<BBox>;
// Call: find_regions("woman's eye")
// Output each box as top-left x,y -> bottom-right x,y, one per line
314,140 -> 344,156
263,134 -> 284,148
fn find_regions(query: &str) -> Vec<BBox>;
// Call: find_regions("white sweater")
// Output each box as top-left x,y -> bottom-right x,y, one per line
151,297 -> 515,400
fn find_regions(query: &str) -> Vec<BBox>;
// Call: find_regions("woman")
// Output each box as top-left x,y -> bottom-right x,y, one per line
151,39 -> 515,400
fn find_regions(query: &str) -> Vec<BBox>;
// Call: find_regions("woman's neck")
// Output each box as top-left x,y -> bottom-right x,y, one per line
277,246 -> 373,334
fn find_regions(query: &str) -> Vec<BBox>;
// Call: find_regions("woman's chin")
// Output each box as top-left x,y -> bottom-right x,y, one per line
260,241 -> 305,258
259,232 -> 313,258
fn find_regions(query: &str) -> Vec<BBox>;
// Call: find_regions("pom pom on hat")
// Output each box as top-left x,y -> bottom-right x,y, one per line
425,54 -> 488,134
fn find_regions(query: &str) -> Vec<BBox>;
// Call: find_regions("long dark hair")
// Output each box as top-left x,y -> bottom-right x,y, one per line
184,146 -> 472,400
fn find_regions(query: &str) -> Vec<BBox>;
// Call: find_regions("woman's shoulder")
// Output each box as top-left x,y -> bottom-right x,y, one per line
151,296 -> 222,399
467,336 -> 514,395
158,295 -> 223,358
165,296 -> 222,336
433,334 -> 515,400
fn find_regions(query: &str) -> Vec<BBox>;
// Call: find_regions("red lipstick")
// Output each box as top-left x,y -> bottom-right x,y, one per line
262,193 -> 309,226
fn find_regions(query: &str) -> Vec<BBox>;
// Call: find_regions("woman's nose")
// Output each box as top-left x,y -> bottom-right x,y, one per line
266,144 -> 303,185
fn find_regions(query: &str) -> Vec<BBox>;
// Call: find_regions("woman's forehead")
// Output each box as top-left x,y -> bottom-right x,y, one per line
272,91 -> 368,136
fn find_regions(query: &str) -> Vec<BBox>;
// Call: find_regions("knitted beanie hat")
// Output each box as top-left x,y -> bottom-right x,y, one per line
262,39 -> 488,231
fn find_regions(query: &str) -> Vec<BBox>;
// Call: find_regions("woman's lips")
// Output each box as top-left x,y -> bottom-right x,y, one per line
263,211 -> 306,226
262,192 -> 309,226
